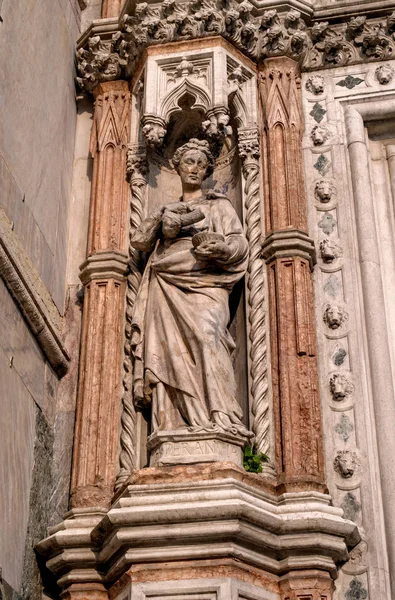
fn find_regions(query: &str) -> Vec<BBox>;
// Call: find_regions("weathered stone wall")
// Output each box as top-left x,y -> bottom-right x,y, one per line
0,0 -> 92,597
0,0 -> 80,311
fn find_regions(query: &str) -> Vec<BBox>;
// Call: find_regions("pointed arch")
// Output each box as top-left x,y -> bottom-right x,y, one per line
159,77 -> 211,122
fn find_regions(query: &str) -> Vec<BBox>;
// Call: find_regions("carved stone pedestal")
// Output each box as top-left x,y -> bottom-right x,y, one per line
37,465 -> 359,599
148,431 -> 244,467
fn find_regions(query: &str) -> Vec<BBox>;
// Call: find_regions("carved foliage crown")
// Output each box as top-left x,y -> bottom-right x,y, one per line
77,4 -> 395,92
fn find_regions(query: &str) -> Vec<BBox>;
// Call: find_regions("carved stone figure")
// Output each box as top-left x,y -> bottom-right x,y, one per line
320,238 -> 342,263
311,125 -> 331,146
329,372 -> 354,401
376,63 -> 394,84
306,75 -> 325,94
130,139 -> 252,440
315,179 -> 336,203
333,450 -> 358,478
324,304 -> 348,329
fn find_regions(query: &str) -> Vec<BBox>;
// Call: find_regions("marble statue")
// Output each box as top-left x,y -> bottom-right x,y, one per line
130,139 -> 251,440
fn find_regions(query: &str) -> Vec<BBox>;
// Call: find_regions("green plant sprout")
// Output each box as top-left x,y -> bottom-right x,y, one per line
243,444 -> 269,473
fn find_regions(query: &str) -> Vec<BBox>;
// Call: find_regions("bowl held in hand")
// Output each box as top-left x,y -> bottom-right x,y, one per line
192,231 -> 225,248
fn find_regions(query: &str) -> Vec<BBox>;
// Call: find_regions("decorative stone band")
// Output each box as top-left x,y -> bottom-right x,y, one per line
79,251 -> 129,284
0,206 -> 69,377
76,7 -> 395,92
262,230 -> 317,270
36,468 -> 360,592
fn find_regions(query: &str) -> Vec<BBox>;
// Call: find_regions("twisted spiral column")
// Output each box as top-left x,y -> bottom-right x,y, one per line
238,128 -> 271,458
116,146 -> 148,488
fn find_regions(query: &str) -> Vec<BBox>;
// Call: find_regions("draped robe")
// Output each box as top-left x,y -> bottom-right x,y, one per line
130,193 -> 250,437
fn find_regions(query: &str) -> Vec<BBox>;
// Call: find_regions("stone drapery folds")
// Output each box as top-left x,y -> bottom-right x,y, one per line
76,5 -> 395,93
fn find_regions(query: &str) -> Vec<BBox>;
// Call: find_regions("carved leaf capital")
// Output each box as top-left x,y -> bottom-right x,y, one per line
238,128 -> 260,164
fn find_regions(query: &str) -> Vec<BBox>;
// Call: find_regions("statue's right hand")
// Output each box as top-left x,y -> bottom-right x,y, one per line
162,211 -> 183,238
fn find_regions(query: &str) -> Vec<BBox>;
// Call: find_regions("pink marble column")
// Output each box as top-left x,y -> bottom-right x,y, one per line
71,81 -> 130,508
259,57 -> 326,494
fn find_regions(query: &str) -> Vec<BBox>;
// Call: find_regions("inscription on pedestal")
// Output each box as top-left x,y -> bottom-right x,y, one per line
149,435 -> 243,467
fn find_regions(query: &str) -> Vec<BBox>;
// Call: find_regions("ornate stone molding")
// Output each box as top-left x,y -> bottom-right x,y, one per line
0,206 -> 69,377
238,128 -> 271,460
76,7 -> 395,92
116,145 -> 148,489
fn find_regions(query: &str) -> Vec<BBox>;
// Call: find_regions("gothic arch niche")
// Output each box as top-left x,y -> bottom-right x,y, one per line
161,91 -> 207,158
126,43 -> 263,469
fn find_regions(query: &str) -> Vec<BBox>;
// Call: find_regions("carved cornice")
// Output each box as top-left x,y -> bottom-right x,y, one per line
76,5 -> 395,91
0,207 -> 69,377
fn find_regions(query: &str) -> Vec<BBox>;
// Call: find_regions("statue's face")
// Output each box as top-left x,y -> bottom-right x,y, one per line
179,149 -> 208,188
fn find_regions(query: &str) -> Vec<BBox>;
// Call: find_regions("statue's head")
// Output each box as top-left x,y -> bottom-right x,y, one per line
172,139 -> 215,187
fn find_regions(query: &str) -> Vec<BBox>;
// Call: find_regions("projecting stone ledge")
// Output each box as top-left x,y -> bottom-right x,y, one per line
37,462 -> 360,598
0,206 -> 69,377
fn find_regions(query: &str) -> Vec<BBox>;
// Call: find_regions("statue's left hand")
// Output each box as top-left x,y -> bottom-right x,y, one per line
194,240 -> 233,262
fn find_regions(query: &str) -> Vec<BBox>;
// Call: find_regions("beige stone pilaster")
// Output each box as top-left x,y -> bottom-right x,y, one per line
71,81 -> 130,508
259,57 -> 326,493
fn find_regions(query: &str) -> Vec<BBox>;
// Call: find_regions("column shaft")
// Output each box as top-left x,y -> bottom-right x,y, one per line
71,81 -> 130,508
259,57 -> 325,492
